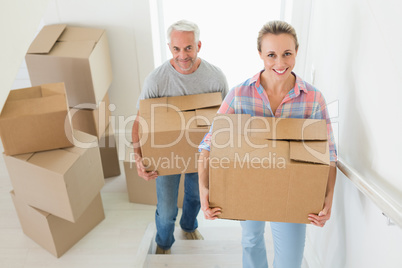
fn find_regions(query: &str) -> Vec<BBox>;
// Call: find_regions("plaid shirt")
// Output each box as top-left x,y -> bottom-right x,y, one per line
199,71 -> 337,162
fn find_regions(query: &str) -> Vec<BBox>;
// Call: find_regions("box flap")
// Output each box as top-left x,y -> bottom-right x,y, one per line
249,117 -> 328,141
26,148 -> 79,174
27,24 -> 67,54
10,191 -> 50,217
195,108 -> 218,127
139,93 -> 221,115
168,92 -> 222,111
289,141 -> 330,165
0,84 -> 69,118
139,97 -> 168,117
48,41 -> 96,58
40,82 -> 67,97
11,153 -> 34,162
210,132 -> 291,163
211,113 -> 252,136
4,86 -> 42,102
0,95 -> 67,118
58,26 -> 104,42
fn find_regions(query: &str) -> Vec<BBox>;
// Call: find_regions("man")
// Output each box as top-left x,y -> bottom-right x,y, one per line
132,20 -> 228,254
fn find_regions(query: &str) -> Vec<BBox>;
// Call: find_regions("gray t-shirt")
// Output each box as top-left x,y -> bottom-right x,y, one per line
137,58 -> 228,109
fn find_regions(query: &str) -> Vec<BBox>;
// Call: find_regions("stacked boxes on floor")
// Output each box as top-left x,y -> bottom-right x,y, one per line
0,83 -> 105,257
25,24 -> 120,178
0,23 -> 119,257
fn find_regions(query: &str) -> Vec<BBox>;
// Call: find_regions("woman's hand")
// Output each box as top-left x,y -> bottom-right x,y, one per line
198,149 -> 221,220
308,194 -> 332,227
200,186 -> 221,220
308,163 -> 336,227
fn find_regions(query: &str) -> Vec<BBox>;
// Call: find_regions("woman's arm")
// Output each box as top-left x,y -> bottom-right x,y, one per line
308,161 -> 337,227
198,149 -> 221,220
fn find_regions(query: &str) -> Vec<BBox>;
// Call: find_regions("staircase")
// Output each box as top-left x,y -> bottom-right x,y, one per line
134,221 -> 311,268
134,222 -> 245,268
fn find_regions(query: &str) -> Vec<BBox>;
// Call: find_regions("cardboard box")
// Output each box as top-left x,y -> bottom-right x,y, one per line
25,24 -> 113,107
70,92 -> 111,139
0,83 -> 73,156
124,147 -> 184,207
139,92 -> 222,175
99,123 -> 121,178
209,114 -> 330,224
11,191 -> 105,258
4,131 -> 105,223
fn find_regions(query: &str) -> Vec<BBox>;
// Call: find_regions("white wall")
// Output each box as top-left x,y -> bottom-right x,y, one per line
160,0 -> 281,89
43,0 -> 155,138
290,0 -> 402,267
0,0 -> 50,109
7,0 -> 156,141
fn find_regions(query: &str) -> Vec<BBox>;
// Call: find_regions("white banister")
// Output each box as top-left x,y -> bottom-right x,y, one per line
337,158 -> 402,228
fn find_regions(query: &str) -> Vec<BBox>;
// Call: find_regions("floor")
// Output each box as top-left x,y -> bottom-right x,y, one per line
0,139 -> 301,268
0,140 -> 242,268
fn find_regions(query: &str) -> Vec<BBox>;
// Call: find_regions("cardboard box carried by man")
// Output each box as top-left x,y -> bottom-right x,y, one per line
138,92 -> 222,175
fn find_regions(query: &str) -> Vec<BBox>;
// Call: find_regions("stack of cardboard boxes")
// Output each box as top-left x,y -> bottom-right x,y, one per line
0,24 -> 119,257
0,83 -> 106,257
25,24 -> 120,178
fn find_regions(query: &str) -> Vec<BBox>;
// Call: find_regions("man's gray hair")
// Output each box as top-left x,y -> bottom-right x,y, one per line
167,20 -> 200,44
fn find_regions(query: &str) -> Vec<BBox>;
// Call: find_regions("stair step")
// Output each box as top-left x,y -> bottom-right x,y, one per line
145,253 -> 242,268
170,239 -> 242,254
174,226 -> 243,241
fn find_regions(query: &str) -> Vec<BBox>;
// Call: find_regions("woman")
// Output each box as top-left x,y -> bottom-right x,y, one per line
198,21 -> 337,268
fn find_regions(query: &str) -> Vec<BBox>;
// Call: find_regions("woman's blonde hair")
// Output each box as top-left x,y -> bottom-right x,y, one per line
257,20 -> 299,52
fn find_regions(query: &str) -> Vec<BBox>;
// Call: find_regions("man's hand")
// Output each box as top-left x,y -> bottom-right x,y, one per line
136,157 -> 158,181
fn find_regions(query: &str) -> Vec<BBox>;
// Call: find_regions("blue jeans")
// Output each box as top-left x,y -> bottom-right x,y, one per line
241,220 -> 306,268
155,172 -> 200,249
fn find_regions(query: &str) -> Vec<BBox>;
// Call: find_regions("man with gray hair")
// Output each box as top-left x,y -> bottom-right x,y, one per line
132,19 -> 228,254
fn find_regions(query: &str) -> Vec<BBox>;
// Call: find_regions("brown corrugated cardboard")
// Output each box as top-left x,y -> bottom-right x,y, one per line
70,92 -> 111,139
10,191 -> 105,258
124,147 -> 184,207
25,24 -> 113,107
4,131 -> 105,223
139,92 -> 222,175
0,83 -> 73,156
99,123 -> 120,178
209,114 -> 330,224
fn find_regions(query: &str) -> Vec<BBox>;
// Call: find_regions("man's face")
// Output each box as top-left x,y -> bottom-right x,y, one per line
169,30 -> 201,74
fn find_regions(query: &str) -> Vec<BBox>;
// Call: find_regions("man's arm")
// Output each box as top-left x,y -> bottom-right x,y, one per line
132,111 -> 158,181
198,149 -> 221,220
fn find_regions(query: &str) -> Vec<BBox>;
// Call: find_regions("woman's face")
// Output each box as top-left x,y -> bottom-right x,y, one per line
259,33 -> 297,82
